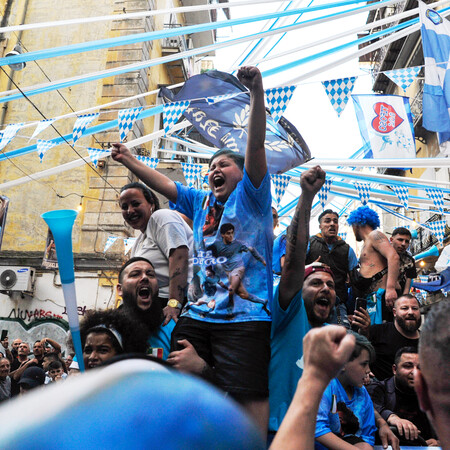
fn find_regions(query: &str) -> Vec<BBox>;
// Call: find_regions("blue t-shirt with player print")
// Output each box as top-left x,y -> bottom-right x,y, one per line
170,169 -> 273,324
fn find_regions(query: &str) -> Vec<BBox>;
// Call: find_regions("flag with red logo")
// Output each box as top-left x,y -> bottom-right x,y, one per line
352,94 -> 416,159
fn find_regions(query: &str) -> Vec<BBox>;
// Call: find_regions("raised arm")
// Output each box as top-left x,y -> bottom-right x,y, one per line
111,143 -> 178,203
271,326 -> 355,450
278,166 -> 325,310
370,231 -> 400,308
237,66 -> 267,189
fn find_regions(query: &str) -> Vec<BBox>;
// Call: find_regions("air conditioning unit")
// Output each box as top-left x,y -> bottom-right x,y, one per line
0,266 -> 35,293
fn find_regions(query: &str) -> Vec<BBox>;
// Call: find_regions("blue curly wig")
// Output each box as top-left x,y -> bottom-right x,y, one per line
347,206 -> 380,229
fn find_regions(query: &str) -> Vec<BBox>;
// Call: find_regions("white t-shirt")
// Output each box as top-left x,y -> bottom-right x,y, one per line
131,209 -> 193,299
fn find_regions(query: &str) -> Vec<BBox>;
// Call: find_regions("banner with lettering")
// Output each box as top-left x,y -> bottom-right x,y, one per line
159,70 -> 311,174
352,94 -> 416,159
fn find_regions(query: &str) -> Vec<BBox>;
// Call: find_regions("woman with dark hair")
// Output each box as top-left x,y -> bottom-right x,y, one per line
80,309 -> 149,370
119,182 -> 193,325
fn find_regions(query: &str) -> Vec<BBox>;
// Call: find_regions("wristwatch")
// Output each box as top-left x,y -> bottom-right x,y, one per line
167,299 -> 182,309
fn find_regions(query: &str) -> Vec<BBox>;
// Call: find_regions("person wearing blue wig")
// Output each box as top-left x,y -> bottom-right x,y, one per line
347,206 -> 399,325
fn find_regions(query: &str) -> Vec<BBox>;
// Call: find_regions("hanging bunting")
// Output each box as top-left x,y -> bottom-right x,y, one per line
118,106 -> 143,142
384,67 -> 421,91
124,237 -> 137,255
338,231 -> 347,241
181,162 -> 203,187
352,94 -> 415,159
159,70 -> 310,174
425,188 -> 444,213
29,118 -> 56,141
355,182 -> 371,205
36,139 -> 58,162
206,93 -> 241,105
425,220 -> 447,245
0,123 -> 24,150
265,85 -> 296,123
271,174 -> 291,207
104,236 -> 118,253
391,184 -> 409,209
322,77 -> 357,117
72,113 -> 99,144
87,148 -> 111,168
163,101 -> 190,136
135,155 -> 159,169
318,179 -> 332,209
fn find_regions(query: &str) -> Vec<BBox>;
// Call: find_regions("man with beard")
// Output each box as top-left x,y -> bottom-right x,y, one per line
360,294 -> 420,381
367,347 -> 438,446
117,257 -> 173,360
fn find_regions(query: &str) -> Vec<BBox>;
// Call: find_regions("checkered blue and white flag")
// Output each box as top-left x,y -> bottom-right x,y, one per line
30,119 -> 56,141
355,182 -> 371,205
265,86 -> 296,123
163,101 -> 190,135
0,123 -> 24,150
384,67 -> 421,91
135,155 -> 159,169
338,232 -> 347,241
206,93 -> 241,104
426,220 -> 447,244
391,185 -> 409,209
271,174 -> 291,207
72,113 -> 99,144
118,106 -> 143,142
37,139 -> 58,162
124,237 -> 137,255
181,162 -> 203,187
87,148 -> 111,168
322,77 -> 357,117
104,236 -> 118,253
425,188 -> 444,213
318,179 -> 332,209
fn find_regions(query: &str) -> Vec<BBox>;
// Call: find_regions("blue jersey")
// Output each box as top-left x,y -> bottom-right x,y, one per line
171,169 -> 273,323
148,320 -> 175,360
315,378 -> 376,448
269,286 -> 311,432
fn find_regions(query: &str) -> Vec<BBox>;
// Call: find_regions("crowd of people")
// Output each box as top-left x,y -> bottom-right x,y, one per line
0,66 -> 448,448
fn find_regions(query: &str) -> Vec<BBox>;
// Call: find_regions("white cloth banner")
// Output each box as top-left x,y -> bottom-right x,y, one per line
352,94 -> 416,159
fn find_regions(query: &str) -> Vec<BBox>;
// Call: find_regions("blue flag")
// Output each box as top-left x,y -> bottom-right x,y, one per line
419,1 -> 450,143
159,70 -> 311,174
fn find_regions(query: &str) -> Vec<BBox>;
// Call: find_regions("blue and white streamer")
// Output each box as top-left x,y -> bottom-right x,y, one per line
135,155 -> 159,169
37,139 -> 58,162
425,219 -> 447,245
72,113 -> 99,144
391,184 -> 409,209
124,237 -> 137,255
0,123 -> 24,150
104,236 -> 118,253
118,106 -> 143,142
355,181 -> 371,205
322,77 -> 356,117
271,174 -> 291,207
87,148 -> 111,168
318,179 -> 333,209
384,67 -> 421,91
265,86 -> 296,123
425,187 -> 444,213
163,101 -> 190,136
181,162 -> 203,187
30,119 -> 56,141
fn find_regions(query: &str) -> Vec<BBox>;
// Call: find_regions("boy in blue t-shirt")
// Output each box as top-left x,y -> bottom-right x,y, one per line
111,66 -> 272,432
315,332 -> 377,449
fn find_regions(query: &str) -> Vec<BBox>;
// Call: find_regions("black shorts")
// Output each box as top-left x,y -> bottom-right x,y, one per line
171,317 -> 271,400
